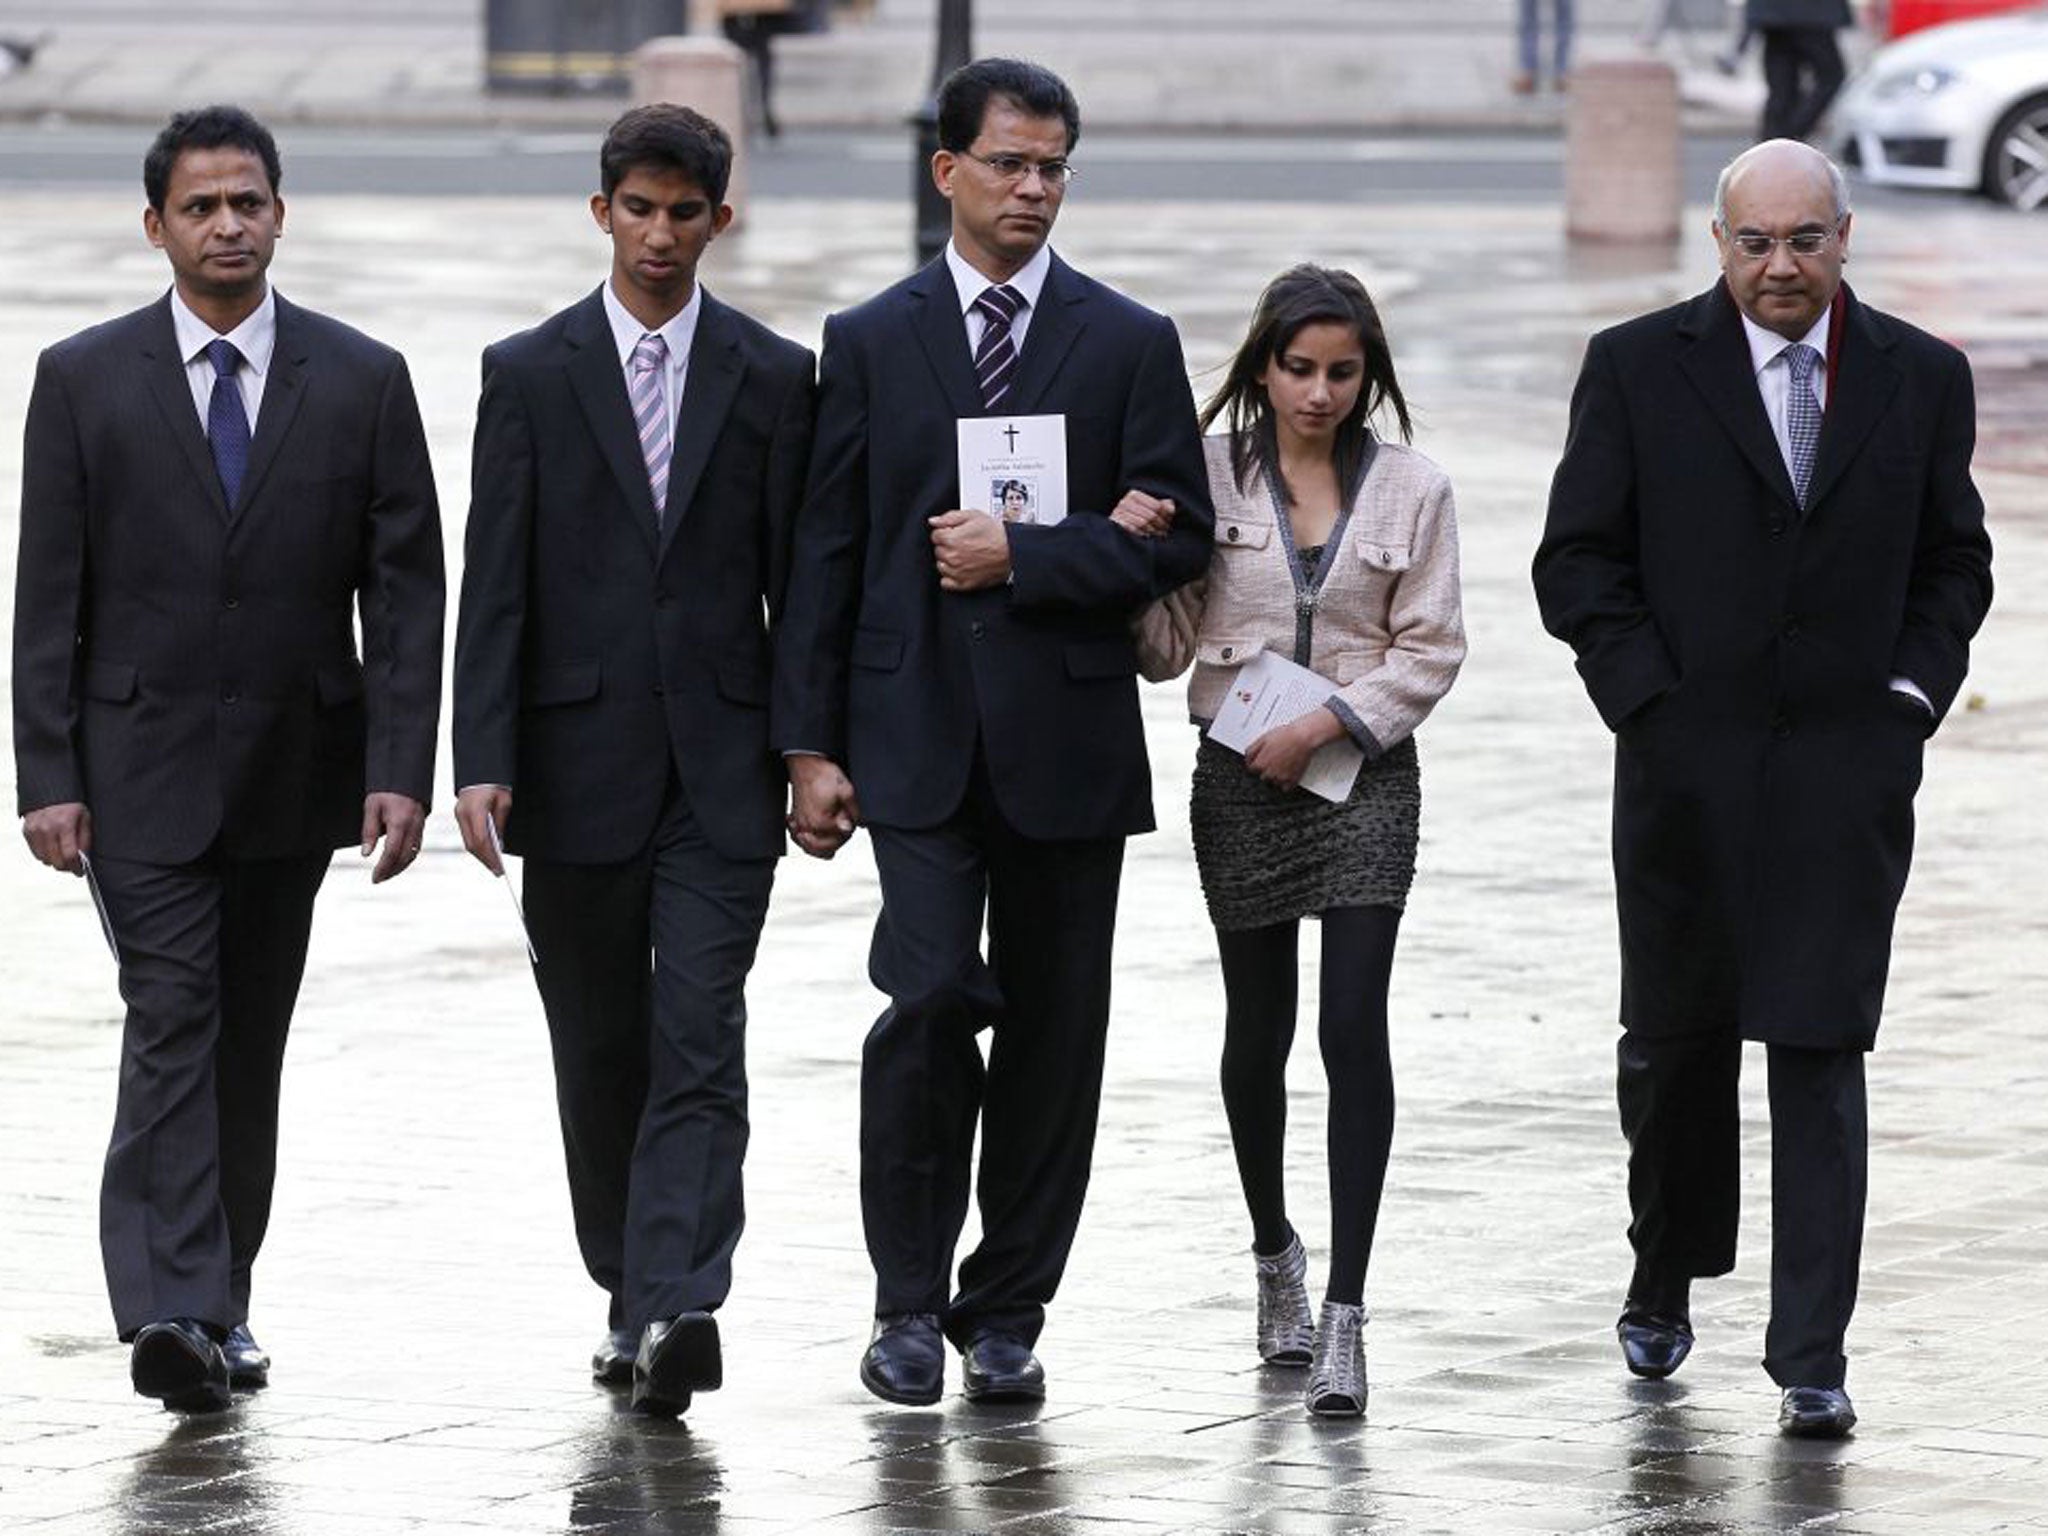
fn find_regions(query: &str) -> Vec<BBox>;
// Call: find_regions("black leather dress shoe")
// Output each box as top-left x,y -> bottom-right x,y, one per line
131,1319 -> 231,1414
632,1312 -> 721,1418
223,1324 -> 270,1390
1616,1303 -> 1694,1379
1779,1385 -> 1857,1438
858,1313 -> 944,1406
961,1331 -> 1045,1403
591,1328 -> 637,1387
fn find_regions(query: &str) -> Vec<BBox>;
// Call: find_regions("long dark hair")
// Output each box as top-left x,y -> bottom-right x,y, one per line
1199,265 -> 1412,503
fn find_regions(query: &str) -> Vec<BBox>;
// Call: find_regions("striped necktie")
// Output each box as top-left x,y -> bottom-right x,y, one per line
1784,343 -> 1822,508
973,284 -> 1025,410
629,332 -> 672,528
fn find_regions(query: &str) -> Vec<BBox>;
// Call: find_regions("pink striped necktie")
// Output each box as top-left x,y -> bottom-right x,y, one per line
973,284 -> 1025,409
629,332 -> 672,527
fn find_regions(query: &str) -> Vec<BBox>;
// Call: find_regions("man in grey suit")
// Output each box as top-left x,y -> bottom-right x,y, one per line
12,105 -> 444,1412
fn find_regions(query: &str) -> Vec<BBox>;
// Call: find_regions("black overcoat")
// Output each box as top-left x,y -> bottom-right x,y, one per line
1533,282 -> 1992,1049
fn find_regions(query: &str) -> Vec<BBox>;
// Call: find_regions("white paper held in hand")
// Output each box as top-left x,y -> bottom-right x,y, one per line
485,812 -> 538,965
957,414 -> 1068,525
1205,650 -> 1364,804
79,850 -> 121,964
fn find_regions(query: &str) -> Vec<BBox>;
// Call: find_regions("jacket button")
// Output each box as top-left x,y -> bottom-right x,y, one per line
221,690 -> 239,705
1220,646 -> 1234,660
1226,525 -> 1240,542
652,684 -> 665,696
1781,616 -> 1801,640
223,596 -> 239,610
970,620 -> 986,639
1768,518 -> 1787,536
1771,716 -> 1792,739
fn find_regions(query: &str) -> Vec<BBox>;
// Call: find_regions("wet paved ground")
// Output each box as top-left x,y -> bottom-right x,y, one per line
1,177 -> 2045,1533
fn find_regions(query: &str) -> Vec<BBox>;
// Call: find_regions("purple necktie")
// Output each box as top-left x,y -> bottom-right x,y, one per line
205,339 -> 251,507
629,333 -> 671,528
973,284 -> 1025,410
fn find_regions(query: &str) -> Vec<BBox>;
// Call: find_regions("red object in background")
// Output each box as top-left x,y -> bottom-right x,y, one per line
1887,0 -> 2039,39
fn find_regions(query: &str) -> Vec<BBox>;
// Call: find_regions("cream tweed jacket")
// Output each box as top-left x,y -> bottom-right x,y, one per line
1135,434 -> 1466,755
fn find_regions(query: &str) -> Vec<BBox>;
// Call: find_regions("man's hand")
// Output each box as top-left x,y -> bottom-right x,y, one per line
929,510 -> 1013,591
787,755 -> 861,859
361,792 -> 428,884
454,786 -> 514,877
1245,708 -> 1346,792
22,802 -> 91,874
1108,489 -> 1176,539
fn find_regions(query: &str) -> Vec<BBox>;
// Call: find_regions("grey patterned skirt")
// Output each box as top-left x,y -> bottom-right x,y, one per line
1190,733 -> 1421,931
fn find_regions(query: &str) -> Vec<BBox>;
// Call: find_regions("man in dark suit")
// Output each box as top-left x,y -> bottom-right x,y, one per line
1533,139 -> 1992,1437
12,105 -> 444,1412
451,105 -> 814,1419
773,57 -> 1212,1407
1747,0 -> 1852,143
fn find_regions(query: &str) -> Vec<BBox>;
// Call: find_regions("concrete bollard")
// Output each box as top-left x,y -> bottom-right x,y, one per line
631,36 -> 750,223
1565,59 -> 1682,244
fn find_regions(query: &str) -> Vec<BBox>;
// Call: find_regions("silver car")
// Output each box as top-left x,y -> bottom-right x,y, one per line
1833,6 -> 2048,208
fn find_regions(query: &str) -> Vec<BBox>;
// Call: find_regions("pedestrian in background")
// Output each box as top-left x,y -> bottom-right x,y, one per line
1533,139 -> 1992,1438
1134,266 -> 1465,1418
12,104 -> 444,1413
1513,0 -> 1575,92
1749,0 -> 1853,141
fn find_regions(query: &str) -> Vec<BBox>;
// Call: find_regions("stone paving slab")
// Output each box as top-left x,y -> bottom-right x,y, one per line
0,178 -> 2044,1532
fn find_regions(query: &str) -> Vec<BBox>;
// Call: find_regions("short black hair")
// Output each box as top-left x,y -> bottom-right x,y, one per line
599,103 -> 733,204
143,105 -> 282,212
937,58 -> 1080,155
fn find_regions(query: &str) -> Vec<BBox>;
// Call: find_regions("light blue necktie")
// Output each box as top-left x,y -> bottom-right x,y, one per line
1784,343 -> 1822,509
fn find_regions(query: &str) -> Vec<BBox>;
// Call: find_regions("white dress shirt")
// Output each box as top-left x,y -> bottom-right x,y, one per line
1738,306 -> 1929,711
945,240 -> 1051,357
601,277 -> 700,435
170,284 -> 276,431
1739,307 -> 1830,476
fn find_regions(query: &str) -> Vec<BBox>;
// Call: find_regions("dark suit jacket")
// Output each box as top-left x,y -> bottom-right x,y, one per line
770,251 -> 1212,840
1746,0 -> 1851,27
13,293 -> 445,865
1533,281 -> 1992,1049
452,287 -> 816,865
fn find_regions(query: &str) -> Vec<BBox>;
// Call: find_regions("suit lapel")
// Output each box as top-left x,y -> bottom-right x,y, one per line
233,293 -> 309,523
1675,282 -> 1800,512
1002,253 -> 1086,416
1804,286 -> 1900,516
565,289 -> 660,559
658,291 -> 745,561
908,259 -> 985,421
137,297 -> 231,517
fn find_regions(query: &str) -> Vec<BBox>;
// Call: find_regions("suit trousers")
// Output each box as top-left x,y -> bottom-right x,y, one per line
523,773 -> 775,1334
862,756 -> 1124,1349
92,847 -> 330,1339
1618,1029 -> 1867,1388
1759,26 -> 1846,142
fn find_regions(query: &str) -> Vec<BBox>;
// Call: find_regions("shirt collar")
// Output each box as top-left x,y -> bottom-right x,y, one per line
170,284 -> 276,377
602,278 -> 702,371
945,241 -> 1052,318
1739,305 -> 1830,380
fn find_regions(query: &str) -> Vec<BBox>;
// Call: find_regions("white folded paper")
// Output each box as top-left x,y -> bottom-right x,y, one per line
1205,650 -> 1363,804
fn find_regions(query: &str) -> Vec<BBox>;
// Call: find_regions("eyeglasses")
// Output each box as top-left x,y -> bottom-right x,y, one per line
959,150 -> 1077,188
1727,228 -> 1839,260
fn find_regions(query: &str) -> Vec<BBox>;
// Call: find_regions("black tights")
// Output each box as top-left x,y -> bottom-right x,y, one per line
1216,904 -> 1400,1306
